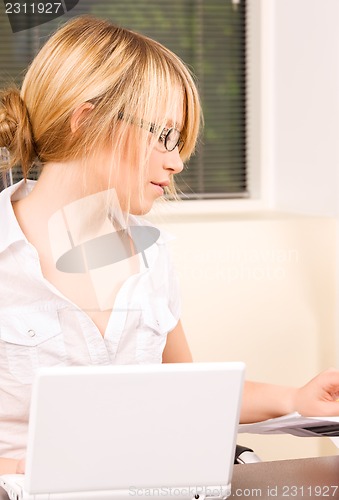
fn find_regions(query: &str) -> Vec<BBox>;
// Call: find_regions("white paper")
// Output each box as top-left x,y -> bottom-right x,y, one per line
239,412 -> 339,439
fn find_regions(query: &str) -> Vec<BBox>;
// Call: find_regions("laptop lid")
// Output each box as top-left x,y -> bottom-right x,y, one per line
24,362 -> 245,498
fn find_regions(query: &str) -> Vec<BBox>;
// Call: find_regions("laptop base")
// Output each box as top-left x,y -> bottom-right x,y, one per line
0,475 -> 231,500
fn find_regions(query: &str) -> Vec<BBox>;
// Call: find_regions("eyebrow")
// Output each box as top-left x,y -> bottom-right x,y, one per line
165,120 -> 183,132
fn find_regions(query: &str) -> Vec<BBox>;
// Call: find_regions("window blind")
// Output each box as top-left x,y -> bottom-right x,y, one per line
0,0 -> 247,198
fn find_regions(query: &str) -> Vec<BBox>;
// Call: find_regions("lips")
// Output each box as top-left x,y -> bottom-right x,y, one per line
150,182 -> 164,195
151,180 -> 170,188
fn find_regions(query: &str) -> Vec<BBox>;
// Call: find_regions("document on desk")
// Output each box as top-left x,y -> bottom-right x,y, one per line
239,412 -> 339,444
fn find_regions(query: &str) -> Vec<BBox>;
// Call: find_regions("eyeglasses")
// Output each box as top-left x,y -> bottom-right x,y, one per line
160,127 -> 184,152
118,112 -> 184,152
150,123 -> 184,152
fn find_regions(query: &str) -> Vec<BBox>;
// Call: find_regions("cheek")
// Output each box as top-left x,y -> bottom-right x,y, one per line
147,148 -> 161,170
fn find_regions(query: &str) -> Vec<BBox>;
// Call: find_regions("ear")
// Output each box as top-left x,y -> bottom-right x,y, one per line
71,102 -> 95,133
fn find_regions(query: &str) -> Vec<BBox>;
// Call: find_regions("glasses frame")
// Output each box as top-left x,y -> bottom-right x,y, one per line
156,126 -> 184,153
118,112 -> 184,153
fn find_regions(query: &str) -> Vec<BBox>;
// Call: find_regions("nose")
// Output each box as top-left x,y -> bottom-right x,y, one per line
164,147 -> 184,175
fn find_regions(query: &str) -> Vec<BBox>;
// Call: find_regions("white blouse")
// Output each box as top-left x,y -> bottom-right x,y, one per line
0,180 -> 180,458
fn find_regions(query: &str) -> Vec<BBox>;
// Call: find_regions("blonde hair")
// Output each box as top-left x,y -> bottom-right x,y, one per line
0,16 -> 201,205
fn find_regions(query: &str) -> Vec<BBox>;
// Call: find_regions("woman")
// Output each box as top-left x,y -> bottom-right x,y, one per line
0,15 -> 339,474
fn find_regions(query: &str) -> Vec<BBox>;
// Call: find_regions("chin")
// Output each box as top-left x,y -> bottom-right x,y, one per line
130,203 -> 153,216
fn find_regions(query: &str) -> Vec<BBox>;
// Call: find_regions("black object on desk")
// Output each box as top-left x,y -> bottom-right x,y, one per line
234,444 -> 262,464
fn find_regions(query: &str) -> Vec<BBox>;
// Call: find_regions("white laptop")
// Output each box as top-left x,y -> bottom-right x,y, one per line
0,362 -> 245,500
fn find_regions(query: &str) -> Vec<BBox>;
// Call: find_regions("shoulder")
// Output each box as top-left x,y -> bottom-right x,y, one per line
0,179 -> 36,202
0,180 -> 36,252
0,179 -> 36,215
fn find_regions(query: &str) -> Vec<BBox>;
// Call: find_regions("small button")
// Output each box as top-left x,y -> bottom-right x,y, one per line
27,329 -> 36,337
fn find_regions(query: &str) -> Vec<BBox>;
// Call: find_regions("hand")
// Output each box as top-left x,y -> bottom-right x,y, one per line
16,458 -> 25,474
294,368 -> 339,416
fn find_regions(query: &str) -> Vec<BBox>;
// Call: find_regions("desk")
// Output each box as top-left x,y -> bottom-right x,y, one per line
232,456 -> 339,499
1,456 -> 339,499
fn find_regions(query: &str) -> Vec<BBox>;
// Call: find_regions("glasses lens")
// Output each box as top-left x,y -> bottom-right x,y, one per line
164,128 -> 181,152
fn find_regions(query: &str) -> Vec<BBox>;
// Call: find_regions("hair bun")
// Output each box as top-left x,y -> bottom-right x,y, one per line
0,87 -> 36,176
0,88 -> 21,148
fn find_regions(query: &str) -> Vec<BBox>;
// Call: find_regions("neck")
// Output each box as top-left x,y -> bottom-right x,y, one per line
28,161 -> 97,214
13,161 -> 125,250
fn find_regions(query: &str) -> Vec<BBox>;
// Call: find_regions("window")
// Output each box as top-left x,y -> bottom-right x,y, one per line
0,0 -> 247,199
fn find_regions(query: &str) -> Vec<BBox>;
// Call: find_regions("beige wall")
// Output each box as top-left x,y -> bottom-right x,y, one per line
149,208 -> 337,461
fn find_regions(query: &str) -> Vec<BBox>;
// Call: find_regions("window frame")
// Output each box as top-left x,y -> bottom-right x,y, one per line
1,0 -> 272,211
